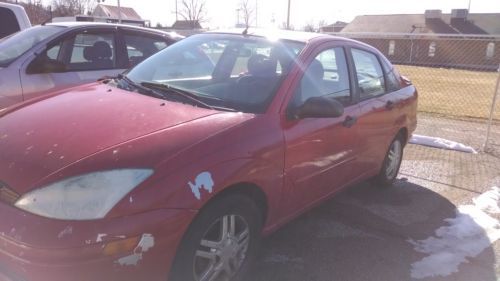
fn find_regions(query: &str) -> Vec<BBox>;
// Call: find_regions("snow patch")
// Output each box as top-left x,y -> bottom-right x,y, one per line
409,134 -> 477,154
116,233 -> 155,266
409,187 -> 500,279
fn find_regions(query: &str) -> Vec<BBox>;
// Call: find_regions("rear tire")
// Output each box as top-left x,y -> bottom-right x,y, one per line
169,194 -> 262,281
373,135 -> 404,187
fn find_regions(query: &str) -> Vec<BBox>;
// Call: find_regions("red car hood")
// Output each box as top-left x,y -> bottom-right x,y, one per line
0,84 -> 224,194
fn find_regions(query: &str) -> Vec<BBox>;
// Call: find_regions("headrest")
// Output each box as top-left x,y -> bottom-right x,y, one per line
307,59 -> 324,80
83,41 -> 112,61
247,54 -> 276,77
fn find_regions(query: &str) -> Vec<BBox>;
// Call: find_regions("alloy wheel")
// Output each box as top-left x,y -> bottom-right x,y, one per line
385,139 -> 402,179
193,214 -> 250,281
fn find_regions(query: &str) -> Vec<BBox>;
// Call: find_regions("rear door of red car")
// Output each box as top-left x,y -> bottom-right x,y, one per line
282,43 -> 362,209
347,46 -> 401,173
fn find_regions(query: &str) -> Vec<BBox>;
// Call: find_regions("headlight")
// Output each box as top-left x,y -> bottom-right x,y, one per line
15,169 -> 153,220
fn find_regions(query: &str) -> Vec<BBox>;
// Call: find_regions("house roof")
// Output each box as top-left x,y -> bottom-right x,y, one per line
172,20 -> 203,29
92,4 -> 142,21
342,13 -> 500,35
321,21 -> 348,28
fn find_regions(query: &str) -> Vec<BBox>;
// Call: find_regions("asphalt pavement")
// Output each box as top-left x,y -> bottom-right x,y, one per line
245,143 -> 500,281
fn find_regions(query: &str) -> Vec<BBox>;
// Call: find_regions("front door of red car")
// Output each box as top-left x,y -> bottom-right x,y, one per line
282,46 -> 362,210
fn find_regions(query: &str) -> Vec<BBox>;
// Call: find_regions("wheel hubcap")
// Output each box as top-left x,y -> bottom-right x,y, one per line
193,215 -> 250,281
386,140 -> 402,179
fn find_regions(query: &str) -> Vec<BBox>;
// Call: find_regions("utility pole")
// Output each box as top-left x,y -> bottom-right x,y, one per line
117,0 -> 122,23
236,8 -> 241,26
175,0 -> 178,21
286,0 -> 291,29
255,0 -> 258,27
468,0 -> 472,11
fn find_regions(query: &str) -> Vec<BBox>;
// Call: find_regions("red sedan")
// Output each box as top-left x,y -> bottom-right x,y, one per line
0,29 -> 417,281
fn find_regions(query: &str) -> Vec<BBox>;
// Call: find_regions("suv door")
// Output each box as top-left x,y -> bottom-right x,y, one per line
349,47 -> 401,173
283,45 -> 362,210
20,28 -> 123,101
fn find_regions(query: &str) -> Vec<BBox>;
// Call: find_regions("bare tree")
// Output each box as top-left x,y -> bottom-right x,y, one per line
23,0 -> 49,24
303,21 -> 316,32
279,21 -> 294,30
178,0 -> 207,24
51,0 -> 96,17
317,19 -> 328,31
238,0 -> 254,27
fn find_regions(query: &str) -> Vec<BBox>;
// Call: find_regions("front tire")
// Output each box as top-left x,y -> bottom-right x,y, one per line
374,136 -> 404,186
169,194 -> 262,281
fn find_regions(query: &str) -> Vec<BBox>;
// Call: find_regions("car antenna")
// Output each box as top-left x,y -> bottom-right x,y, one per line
242,25 -> 249,35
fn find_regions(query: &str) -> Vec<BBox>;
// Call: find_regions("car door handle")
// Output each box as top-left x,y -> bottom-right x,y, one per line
386,100 -> 395,110
342,116 -> 357,128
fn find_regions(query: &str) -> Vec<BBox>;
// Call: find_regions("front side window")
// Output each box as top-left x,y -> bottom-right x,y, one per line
0,26 -> 64,67
351,48 -> 385,99
293,47 -> 351,106
126,34 -> 305,113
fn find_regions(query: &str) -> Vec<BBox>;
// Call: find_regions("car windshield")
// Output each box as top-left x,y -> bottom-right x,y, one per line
0,25 -> 64,67
126,33 -> 305,113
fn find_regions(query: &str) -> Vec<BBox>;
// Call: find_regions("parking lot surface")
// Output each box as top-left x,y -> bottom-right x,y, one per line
245,143 -> 500,281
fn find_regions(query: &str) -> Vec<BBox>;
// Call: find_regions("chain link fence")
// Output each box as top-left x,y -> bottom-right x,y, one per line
326,32 -> 500,155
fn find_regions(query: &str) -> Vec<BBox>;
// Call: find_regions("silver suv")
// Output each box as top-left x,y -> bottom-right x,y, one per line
0,22 -> 182,109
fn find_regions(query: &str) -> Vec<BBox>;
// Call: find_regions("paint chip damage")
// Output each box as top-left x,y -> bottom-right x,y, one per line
187,171 -> 214,200
115,233 -> 155,266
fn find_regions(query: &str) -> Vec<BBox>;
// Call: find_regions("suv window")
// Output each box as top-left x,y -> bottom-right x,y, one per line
123,33 -> 170,67
294,47 -> 351,106
66,32 -> 116,71
352,48 -> 385,99
0,7 -> 20,38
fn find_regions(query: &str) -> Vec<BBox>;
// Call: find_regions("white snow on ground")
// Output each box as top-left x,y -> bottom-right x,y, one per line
409,134 -> 478,154
409,187 -> 500,279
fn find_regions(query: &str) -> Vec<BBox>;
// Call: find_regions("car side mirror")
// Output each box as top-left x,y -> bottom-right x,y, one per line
27,55 -> 67,74
291,96 -> 345,119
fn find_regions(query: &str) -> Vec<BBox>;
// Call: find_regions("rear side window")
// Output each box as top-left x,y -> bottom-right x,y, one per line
0,7 -> 20,38
123,33 -> 170,67
351,48 -> 385,100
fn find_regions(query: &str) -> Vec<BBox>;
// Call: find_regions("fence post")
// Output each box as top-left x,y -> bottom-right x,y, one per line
483,63 -> 500,151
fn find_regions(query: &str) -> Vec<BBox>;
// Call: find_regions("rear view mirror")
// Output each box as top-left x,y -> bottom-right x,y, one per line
291,96 -> 344,119
26,55 -> 66,74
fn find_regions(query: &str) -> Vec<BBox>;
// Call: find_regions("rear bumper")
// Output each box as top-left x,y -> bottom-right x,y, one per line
0,203 -> 195,281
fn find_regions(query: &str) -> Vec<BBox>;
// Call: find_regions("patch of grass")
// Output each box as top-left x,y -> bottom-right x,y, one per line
396,65 -> 500,120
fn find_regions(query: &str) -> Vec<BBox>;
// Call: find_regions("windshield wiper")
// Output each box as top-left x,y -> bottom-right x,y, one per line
100,74 -> 166,100
140,81 -> 216,110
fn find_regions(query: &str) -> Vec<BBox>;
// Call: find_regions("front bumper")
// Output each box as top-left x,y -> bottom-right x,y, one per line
0,203 -> 196,281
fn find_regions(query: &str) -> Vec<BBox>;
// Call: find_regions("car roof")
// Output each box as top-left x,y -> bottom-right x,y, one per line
46,22 -> 183,38
206,28 -> 343,43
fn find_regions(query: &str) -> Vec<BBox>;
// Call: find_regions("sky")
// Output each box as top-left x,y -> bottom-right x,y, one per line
49,0 -> 500,29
